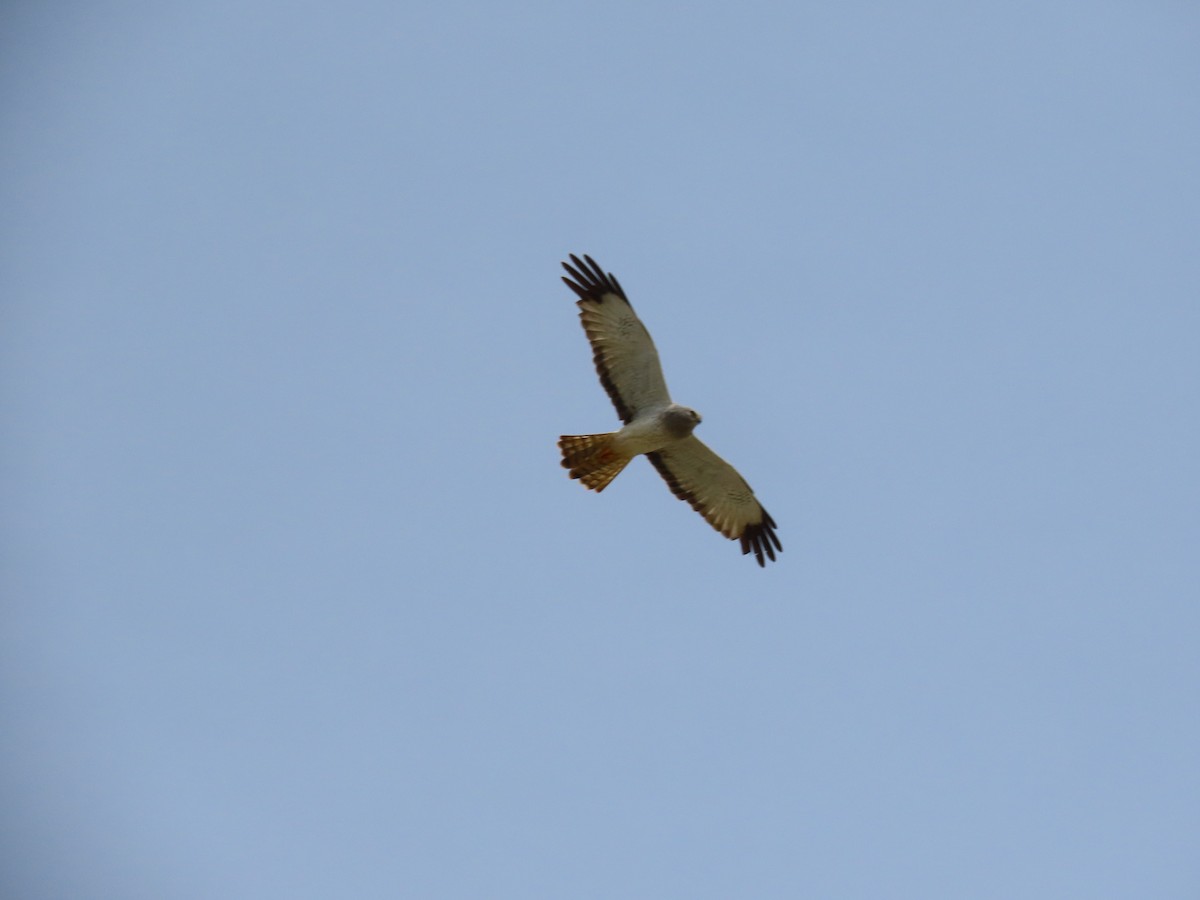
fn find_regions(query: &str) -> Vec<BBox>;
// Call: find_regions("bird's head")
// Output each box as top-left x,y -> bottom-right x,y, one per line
662,405 -> 702,438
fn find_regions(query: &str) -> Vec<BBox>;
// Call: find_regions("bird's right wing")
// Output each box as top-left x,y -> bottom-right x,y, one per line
561,254 -> 671,424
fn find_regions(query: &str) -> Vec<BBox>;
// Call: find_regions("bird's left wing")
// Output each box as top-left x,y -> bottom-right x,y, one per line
646,436 -> 782,566
561,254 -> 671,424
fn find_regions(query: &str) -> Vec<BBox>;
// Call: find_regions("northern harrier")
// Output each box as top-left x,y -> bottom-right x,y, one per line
558,254 -> 782,566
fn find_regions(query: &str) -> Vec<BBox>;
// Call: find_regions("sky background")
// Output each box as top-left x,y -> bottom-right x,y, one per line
3,2 -> 1199,897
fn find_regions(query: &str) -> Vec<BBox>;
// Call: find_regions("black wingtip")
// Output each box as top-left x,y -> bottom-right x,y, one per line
560,254 -> 628,303
561,274 -> 587,301
740,514 -> 782,567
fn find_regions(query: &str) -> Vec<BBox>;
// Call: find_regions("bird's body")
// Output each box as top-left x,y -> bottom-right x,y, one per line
558,254 -> 782,566
559,403 -> 700,492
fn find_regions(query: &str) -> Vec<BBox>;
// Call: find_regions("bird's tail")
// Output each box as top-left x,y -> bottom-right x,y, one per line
558,433 -> 631,493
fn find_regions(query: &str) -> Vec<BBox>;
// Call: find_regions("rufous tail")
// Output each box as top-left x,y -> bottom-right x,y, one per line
558,433 -> 631,493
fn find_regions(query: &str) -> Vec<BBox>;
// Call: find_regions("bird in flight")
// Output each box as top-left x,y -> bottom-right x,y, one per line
558,254 -> 782,566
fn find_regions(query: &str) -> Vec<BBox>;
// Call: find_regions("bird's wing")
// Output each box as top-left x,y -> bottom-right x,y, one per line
646,436 -> 782,567
561,254 -> 671,423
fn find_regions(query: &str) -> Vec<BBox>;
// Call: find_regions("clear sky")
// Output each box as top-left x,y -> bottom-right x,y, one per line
3,2 -> 1198,897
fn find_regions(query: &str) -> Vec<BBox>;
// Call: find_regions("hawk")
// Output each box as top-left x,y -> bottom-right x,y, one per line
558,254 -> 782,566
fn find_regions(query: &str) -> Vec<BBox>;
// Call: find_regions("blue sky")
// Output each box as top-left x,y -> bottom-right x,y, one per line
3,2 -> 1198,897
